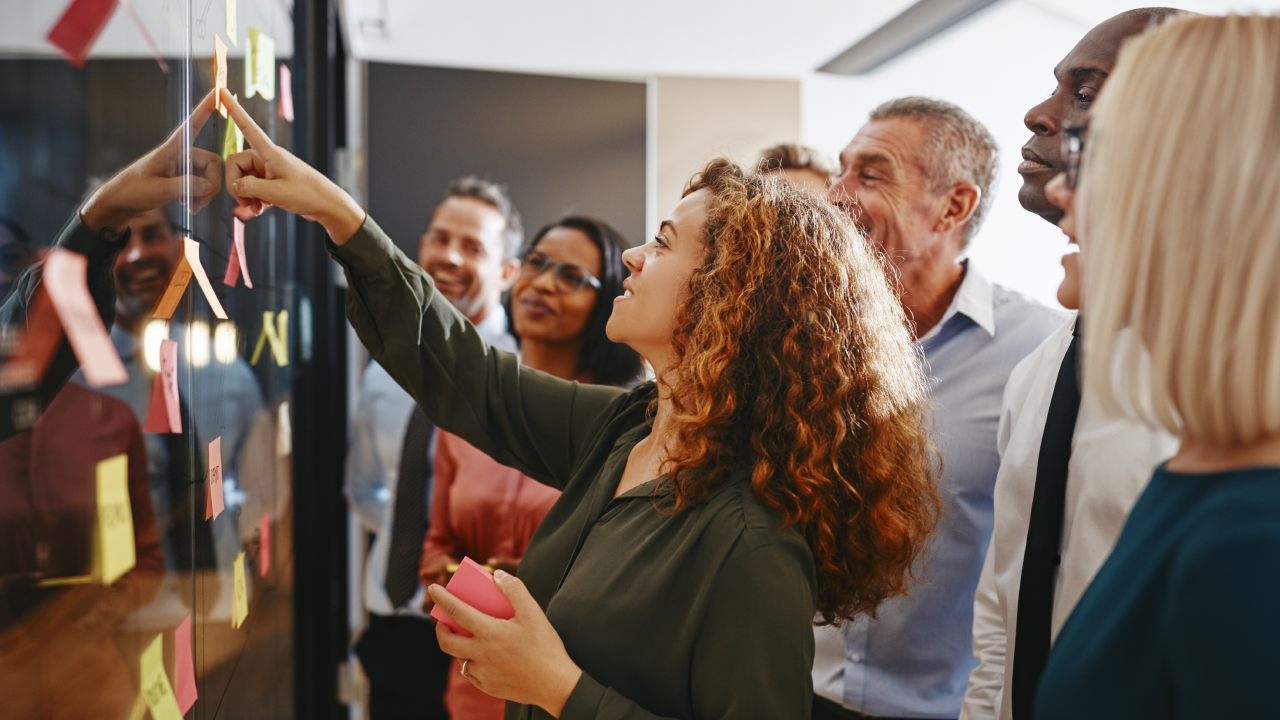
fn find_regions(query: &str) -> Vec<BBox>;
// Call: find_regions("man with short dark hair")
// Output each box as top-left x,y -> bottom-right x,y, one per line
812,98 -> 1065,720
347,177 -> 521,720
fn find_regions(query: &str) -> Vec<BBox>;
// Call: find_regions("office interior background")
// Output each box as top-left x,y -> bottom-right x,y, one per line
0,0 -> 1274,718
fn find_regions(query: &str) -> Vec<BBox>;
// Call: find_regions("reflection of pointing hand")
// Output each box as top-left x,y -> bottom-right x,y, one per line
81,90 -> 223,233
220,89 -> 366,244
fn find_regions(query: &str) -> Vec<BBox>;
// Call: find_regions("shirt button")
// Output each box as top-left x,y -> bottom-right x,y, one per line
850,653 -> 862,663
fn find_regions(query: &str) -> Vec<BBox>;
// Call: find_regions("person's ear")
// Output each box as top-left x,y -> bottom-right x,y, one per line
934,183 -> 980,235
499,257 -> 520,291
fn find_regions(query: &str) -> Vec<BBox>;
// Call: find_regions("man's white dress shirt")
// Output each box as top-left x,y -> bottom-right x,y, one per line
345,307 -> 516,618
959,316 -> 1178,720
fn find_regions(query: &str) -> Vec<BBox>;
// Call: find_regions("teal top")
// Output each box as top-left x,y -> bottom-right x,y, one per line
328,216 -> 817,720
1036,464 -> 1280,719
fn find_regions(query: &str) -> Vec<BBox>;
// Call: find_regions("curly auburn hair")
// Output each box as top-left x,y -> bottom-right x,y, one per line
659,158 -> 940,625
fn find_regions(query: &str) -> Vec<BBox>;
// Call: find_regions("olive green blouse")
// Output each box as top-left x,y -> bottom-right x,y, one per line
330,217 -> 817,720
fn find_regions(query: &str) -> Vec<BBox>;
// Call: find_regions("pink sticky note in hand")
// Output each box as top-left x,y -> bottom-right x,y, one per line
223,218 -> 252,288
144,339 -> 180,433
278,64 -> 294,122
260,514 -> 270,576
430,557 -> 515,637
174,614 -> 198,714
206,437 -> 224,519
43,249 -> 128,387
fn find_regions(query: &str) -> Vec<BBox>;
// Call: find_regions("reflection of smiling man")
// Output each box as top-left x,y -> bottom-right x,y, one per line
113,209 -> 183,332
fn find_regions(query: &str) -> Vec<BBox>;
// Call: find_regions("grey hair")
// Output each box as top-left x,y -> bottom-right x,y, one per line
444,176 -> 524,259
869,97 -> 998,246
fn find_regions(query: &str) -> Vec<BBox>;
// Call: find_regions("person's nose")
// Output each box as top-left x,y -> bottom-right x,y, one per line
443,241 -> 464,267
621,244 -> 642,273
531,263 -> 558,293
1025,95 -> 1060,136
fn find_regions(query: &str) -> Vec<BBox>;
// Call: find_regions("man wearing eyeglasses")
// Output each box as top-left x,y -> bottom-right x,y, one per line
960,9 -> 1183,720
347,177 -> 521,720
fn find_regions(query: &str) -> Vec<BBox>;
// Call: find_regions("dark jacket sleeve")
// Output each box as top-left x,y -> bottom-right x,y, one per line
327,216 -> 625,490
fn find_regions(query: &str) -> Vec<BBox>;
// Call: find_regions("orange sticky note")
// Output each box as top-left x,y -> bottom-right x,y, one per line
152,238 -> 227,320
43,249 -> 128,387
144,339 -> 180,433
278,64 -> 294,122
223,218 -> 252,288
174,615 -> 198,714
259,514 -> 270,576
213,35 -> 228,117
205,437 -> 223,520
429,557 -> 515,638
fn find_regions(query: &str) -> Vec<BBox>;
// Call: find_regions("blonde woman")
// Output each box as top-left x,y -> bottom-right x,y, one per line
1035,14 -> 1280,719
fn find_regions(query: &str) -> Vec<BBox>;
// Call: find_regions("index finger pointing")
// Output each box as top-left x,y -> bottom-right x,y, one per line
186,89 -> 218,138
220,88 -> 275,151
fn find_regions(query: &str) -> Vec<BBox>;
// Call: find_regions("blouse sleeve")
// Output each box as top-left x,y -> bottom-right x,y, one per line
328,217 -> 625,490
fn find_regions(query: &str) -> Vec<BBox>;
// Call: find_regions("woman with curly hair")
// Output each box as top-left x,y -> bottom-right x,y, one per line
221,90 -> 940,720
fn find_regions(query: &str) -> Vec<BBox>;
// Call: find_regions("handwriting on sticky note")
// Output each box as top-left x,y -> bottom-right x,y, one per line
46,0 -> 117,67
250,310 -> 288,366
279,64 -> 294,122
214,35 -> 228,117
254,32 -> 276,100
144,339 -> 181,433
277,401 -> 291,457
141,633 -> 184,720
224,217 -> 252,288
260,513 -> 270,576
233,551 -> 248,628
96,453 -> 135,586
174,615 -> 198,714
430,557 -> 515,637
207,437 -> 224,520
225,0 -> 236,45
43,249 -> 128,387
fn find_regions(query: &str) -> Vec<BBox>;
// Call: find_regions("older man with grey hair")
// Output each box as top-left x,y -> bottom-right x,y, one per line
812,98 -> 1065,720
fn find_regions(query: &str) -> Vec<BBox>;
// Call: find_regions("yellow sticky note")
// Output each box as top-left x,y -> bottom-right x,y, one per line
220,101 -> 243,160
140,634 -> 184,720
96,454 -> 135,585
250,310 -> 288,366
255,32 -> 275,100
276,401 -> 291,457
244,27 -> 259,99
225,0 -> 236,45
232,551 -> 248,628
126,689 -> 147,720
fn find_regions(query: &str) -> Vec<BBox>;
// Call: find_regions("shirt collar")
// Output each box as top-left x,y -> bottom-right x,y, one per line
918,259 -> 996,342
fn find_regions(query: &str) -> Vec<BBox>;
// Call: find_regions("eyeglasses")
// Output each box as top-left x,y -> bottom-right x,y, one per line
521,249 -> 601,293
1062,124 -> 1088,191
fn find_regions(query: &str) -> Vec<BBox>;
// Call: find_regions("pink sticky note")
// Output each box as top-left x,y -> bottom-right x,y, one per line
42,249 -> 128,387
174,614 -> 198,714
46,0 -> 117,68
144,339 -> 180,433
259,514 -> 270,576
430,557 -> 515,637
223,218 -> 252,288
184,238 -> 227,319
207,437 -> 224,520
278,64 -> 294,122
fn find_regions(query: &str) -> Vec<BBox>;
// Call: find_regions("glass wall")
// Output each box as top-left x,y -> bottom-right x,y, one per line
1,1 -> 303,717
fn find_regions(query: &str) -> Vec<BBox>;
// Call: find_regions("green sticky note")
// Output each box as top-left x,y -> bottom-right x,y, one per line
140,634 -> 184,720
220,99 -> 243,159
244,27 -> 258,99
232,551 -> 248,628
96,454 -> 134,585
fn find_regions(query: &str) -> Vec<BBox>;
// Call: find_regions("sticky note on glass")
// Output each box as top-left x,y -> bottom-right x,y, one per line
174,615 -> 198,714
141,633 -> 184,720
153,238 -> 228,320
278,64 -> 294,122
254,32 -> 275,100
46,0 -> 117,67
96,453 -> 135,585
244,27 -> 258,99
276,401 -> 291,457
250,310 -> 288,367
232,551 -> 248,628
213,35 -> 228,117
225,0 -> 236,45
430,557 -> 515,637
260,513 -> 270,576
224,217 -> 252,288
144,339 -> 181,433
43,249 -> 128,387
220,105 -> 244,160
204,437 -> 224,520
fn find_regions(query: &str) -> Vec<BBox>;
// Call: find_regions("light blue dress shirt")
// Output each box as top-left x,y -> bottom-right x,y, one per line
813,261 -> 1064,718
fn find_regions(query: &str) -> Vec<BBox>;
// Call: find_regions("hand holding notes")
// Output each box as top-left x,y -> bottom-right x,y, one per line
426,562 -> 582,716
80,90 -> 223,233
219,89 -> 366,243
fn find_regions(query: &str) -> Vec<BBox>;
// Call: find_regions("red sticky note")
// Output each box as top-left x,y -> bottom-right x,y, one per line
174,614 -> 198,714
144,339 -> 180,433
223,218 -> 252,288
206,437 -> 223,520
430,557 -> 515,637
278,64 -> 294,122
43,249 -> 128,387
46,0 -> 118,68
259,514 -> 270,576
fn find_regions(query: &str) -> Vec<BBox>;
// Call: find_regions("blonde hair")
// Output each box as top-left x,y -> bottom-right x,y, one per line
1082,13 -> 1280,446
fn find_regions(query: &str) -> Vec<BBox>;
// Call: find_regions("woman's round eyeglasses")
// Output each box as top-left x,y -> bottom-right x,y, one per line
1063,124 -> 1088,191
521,249 -> 601,294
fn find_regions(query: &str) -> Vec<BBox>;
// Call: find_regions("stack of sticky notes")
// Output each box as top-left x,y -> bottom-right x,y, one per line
430,557 -> 515,637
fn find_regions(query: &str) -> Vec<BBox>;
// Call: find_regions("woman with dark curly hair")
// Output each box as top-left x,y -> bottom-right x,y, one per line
221,90 -> 940,720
